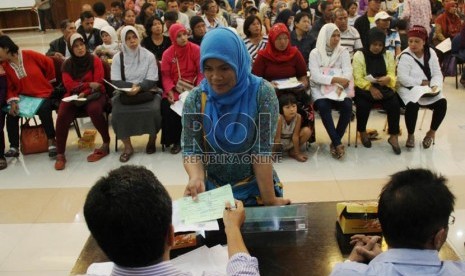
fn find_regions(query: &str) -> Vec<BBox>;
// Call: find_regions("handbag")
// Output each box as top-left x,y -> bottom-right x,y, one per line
20,118 -> 48,155
175,53 -> 196,93
118,52 -> 155,105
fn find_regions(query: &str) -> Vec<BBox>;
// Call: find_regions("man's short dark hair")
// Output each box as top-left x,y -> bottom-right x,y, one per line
0,35 -> 19,55
111,1 -> 122,9
93,1 -> 106,16
396,19 -> 408,31
378,168 -> 455,249
320,1 -> 333,12
164,10 -> 179,22
84,165 -> 172,267
80,11 -> 95,22
294,12 -> 311,24
202,0 -> 216,12
60,19 -> 71,30
243,15 -> 261,37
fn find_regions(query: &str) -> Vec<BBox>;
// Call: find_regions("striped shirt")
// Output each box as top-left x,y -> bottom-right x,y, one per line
110,253 -> 259,276
340,27 -> 363,58
244,36 -> 268,63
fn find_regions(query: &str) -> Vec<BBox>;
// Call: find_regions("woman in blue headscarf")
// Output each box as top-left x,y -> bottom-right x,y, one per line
182,27 -> 290,206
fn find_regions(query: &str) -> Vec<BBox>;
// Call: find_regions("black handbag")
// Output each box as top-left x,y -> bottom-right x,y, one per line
118,52 -> 155,105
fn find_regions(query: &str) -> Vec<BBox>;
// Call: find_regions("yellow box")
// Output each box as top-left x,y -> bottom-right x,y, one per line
78,129 -> 97,149
336,201 -> 381,234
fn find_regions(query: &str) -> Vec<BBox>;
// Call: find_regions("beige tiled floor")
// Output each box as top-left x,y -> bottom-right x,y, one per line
1,30 -> 465,275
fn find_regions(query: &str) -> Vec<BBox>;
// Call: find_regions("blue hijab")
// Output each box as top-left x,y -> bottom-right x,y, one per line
200,28 -> 262,153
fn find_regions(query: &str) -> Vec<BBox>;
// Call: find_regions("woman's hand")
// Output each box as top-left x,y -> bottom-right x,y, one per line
332,77 -> 350,88
9,102 -> 19,116
167,90 -> 175,104
78,92 -> 86,98
369,86 -> 383,100
127,84 -> 140,96
376,76 -> 390,86
264,197 -> 291,206
421,80 -> 430,86
184,177 -> 206,201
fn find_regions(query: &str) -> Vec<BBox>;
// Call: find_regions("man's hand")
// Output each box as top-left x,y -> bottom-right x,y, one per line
184,177 -> 205,201
369,86 -> 383,100
223,200 -> 245,230
348,235 -> 382,263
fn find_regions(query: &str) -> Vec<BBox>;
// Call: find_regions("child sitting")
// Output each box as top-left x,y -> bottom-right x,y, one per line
93,26 -> 119,62
274,93 -> 311,162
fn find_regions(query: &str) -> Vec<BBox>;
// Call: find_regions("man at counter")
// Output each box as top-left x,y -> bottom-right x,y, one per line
331,168 -> 465,275
84,165 -> 259,275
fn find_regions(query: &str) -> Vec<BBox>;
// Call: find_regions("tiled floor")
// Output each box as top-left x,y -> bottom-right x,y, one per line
1,30 -> 465,275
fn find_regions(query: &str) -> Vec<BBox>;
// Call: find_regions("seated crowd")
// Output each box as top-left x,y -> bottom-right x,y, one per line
0,0 -> 461,170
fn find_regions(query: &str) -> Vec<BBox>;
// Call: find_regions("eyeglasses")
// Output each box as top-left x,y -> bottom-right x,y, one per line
449,215 -> 455,225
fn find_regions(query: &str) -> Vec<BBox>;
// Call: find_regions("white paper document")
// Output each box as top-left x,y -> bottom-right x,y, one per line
273,77 -> 303,90
435,37 -> 451,53
364,74 -> 378,83
170,91 -> 190,116
103,79 -> 132,92
174,184 -> 235,225
172,200 -> 219,233
61,95 -> 87,102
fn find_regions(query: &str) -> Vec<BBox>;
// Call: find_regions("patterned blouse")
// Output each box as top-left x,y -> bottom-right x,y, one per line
182,80 -> 278,185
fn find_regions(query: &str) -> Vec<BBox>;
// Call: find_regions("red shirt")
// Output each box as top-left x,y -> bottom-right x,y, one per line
3,50 -> 55,102
62,56 -> 105,97
252,51 -> 307,82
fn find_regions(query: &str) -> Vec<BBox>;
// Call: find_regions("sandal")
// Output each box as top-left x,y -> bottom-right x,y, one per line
119,151 -> 133,163
87,148 -> 110,162
0,157 -> 7,170
406,135 -> 415,148
330,144 -> 337,158
4,147 -> 19,158
422,136 -> 434,149
335,144 -> 345,159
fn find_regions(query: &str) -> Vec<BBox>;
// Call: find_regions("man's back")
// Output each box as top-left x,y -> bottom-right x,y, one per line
331,246 -> 465,275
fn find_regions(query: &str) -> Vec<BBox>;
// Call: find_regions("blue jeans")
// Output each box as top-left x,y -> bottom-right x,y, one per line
314,98 -> 352,147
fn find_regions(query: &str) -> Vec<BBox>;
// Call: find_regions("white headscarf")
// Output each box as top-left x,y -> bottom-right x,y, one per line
316,23 -> 344,67
100,26 -> 118,46
119,25 -> 156,83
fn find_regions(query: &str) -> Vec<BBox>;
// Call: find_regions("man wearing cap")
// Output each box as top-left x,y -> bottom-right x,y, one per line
334,8 -> 363,59
374,11 -> 401,57
354,0 -> 381,47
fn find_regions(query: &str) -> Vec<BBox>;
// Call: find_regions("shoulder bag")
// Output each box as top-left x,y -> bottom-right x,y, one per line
118,52 -> 155,105
175,54 -> 196,93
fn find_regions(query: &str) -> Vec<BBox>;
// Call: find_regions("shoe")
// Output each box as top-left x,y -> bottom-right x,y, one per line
54,154 -> 66,170
359,132 -> 372,148
422,136 -> 434,149
406,135 -> 415,148
5,148 -> 19,158
146,142 -> 156,154
119,151 -> 133,163
170,144 -> 181,154
388,137 -> 401,155
0,157 -> 7,170
48,145 -> 57,158
87,148 -> 109,162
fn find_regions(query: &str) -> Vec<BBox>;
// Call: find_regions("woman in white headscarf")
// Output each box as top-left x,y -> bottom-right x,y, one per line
111,26 -> 161,162
94,26 -> 119,61
309,23 -> 353,159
